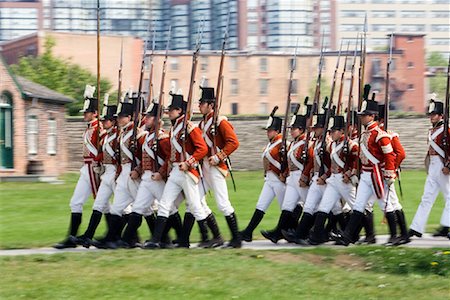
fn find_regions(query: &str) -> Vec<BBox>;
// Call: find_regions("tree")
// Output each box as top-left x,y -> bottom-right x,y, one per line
427,52 -> 447,98
308,77 -> 332,110
11,36 -> 112,115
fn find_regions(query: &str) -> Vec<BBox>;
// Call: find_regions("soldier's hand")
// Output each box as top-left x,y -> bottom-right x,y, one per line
179,162 -> 189,171
317,177 -> 326,185
386,177 -> 395,186
208,155 -> 220,166
442,166 -> 450,175
152,172 -> 162,181
299,179 -> 308,188
343,174 -> 351,184
130,170 -> 140,180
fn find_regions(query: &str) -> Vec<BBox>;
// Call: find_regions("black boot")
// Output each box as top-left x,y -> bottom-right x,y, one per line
203,214 -> 225,248
117,213 -> 130,241
325,213 -> 338,234
92,214 -> 123,249
75,210 -> 102,248
357,210 -> 376,245
121,212 -> 143,248
261,210 -> 291,244
239,209 -> 265,242
177,212 -> 195,248
335,211 -> 365,246
336,213 -> 347,231
309,211 -> 329,245
143,216 -> 168,249
53,212 -> 82,249
394,210 -> 410,245
197,218 -> 210,248
282,212 -> 314,245
168,212 -> 183,243
385,211 -> 399,246
432,226 -> 449,237
292,204 -> 303,228
224,213 -> 241,248
144,214 -> 156,236
159,217 -> 174,249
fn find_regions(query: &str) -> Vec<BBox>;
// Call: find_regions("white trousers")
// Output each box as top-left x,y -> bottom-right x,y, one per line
353,171 -> 394,213
281,170 -> 309,211
157,165 -> 208,221
410,156 -> 450,233
255,171 -> 286,212
70,164 -> 96,213
92,164 -> 116,213
303,173 -> 328,215
318,173 -> 357,214
198,161 -> 235,216
132,170 -> 165,216
110,163 -> 141,216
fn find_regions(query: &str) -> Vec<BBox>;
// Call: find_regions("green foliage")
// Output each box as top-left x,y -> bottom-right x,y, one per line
10,36 -> 112,115
430,73 -> 447,99
427,52 -> 447,67
308,77 -> 331,106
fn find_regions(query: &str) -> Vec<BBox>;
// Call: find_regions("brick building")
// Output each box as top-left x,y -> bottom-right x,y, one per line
0,56 -> 72,177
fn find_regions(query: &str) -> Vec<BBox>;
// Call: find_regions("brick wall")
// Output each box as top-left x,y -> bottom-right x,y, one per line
66,115 -> 431,172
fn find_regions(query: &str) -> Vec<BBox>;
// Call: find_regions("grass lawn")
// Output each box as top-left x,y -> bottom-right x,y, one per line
0,170 -> 449,299
0,170 -> 446,249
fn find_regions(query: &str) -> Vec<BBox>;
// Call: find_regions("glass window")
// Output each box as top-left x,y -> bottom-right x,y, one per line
260,57 -> 268,72
229,57 -> 238,72
170,58 -> 179,71
47,118 -> 57,155
28,115 -> 38,155
230,79 -> 239,95
259,79 -> 269,95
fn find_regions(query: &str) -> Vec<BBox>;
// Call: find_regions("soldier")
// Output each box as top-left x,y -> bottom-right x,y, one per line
119,102 -> 176,248
92,100 -> 145,249
240,108 -> 286,242
54,86 -> 101,249
260,111 -> 309,244
73,103 -> 118,248
143,93 -> 209,249
334,98 -> 397,246
377,104 -> 409,245
282,113 -> 332,245
308,115 -> 358,245
197,87 -> 241,248
409,100 -> 450,240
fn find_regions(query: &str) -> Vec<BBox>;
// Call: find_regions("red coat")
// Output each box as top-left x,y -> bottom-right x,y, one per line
262,133 -> 284,176
98,127 -> 118,165
302,134 -> 332,180
82,119 -> 102,162
428,121 -> 450,166
117,122 -> 145,166
199,112 -> 239,173
161,116 -> 208,182
379,123 -> 406,170
359,121 -> 396,179
138,129 -> 171,174
328,136 -> 359,176
287,133 -> 307,173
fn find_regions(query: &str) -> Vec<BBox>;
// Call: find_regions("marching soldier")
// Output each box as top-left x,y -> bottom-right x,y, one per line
308,115 -> 358,245
282,112 -> 332,245
260,110 -> 309,243
54,86 -> 101,249
197,87 -> 241,248
119,102 -> 176,248
143,93 -> 209,249
74,102 -> 118,248
409,100 -> 450,240
335,97 -> 397,246
92,100 -> 145,249
377,104 -> 410,245
240,108 -> 286,242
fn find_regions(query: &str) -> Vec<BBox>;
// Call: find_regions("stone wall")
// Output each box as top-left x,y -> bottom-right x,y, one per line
66,116 -> 431,172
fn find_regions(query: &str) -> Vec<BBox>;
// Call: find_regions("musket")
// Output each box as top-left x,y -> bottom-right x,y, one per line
117,39 -> 123,104
443,55 -> 450,166
152,26 -> 171,172
318,41 -> 343,176
146,26 -> 157,112
131,23 -> 151,170
281,37 -> 299,173
336,42 -> 351,115
302,34 -> 325,162
211,11 -> 230,153
96,0 -> 101,154
384,33 -> 393,131
181,21 -> 204,161
343,35 -> 359,168
358,14 -> 368,111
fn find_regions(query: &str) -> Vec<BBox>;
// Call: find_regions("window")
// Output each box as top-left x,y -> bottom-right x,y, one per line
231,103 -> 238,115
259,102 -> 268,115
260,57 -> 268,72
290,102 -> 299,114
290,79 -> 298,95
407,61 -> 414,68
47,118 -> 57,155
170,58 -> 179,71
230,79 -> 239,95
259,79 -> 269,95
170,79 -> 178,93
407,84 -> 414,90
201,57 -> 208,71
28,115 -> 38,155
288,58 -> 297,70
229,57 -> 238,72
